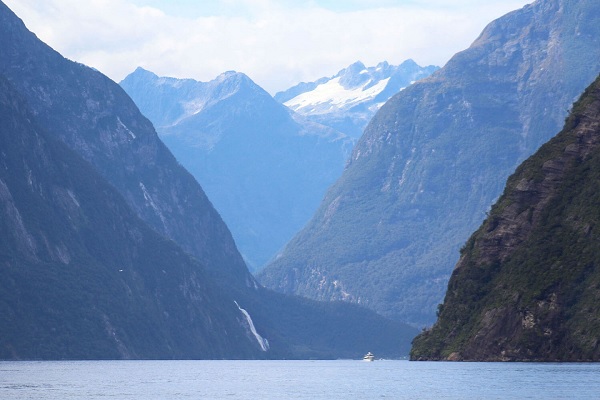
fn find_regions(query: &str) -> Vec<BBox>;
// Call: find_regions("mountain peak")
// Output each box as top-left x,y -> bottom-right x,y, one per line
128,66 -> 159,81
338,61 -> 369,88
214,70 -> 256,90
398,59 -> 418,68
375,60 -> 391,70
276,60 -> 439,138
208,70 -> 270,103
133,66 -> 153,74
344,60 -> 367,72
215,70 -> 243,81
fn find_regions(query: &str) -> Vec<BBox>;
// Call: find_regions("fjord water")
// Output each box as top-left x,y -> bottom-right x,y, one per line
1,360 -> 599,399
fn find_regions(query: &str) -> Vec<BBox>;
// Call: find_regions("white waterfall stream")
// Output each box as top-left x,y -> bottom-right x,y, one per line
234,301 -> 270,352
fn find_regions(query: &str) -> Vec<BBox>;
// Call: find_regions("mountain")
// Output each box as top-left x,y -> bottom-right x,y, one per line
120,68 -> 353,270
0,75 -> 262,359
411,73 -> 600,362
0,3 -> 253,290
258,0 -> 600,327
0,1 -> 418,359
275,60 -> 439,138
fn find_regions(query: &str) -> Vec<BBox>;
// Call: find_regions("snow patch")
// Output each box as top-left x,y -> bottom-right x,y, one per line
181,98 -> 208,120
284,76 -> 391,115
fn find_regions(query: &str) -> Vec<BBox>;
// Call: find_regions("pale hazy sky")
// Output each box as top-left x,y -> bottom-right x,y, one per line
4,0 -> 532,93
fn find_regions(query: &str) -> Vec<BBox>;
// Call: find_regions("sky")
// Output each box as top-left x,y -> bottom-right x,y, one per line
3,0 -> 532,94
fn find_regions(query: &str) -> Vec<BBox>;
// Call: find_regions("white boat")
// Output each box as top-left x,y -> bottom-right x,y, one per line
363,352 -> 375,362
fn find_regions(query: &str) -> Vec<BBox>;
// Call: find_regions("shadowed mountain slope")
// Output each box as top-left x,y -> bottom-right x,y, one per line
0,2 -> 253,289
0,75 -> 262,359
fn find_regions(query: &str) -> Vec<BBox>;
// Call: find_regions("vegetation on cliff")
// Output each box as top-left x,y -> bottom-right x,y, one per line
411,74 -> 600,361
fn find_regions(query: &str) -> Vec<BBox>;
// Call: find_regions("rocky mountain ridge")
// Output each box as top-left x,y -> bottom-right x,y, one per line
259,0 -> 600,326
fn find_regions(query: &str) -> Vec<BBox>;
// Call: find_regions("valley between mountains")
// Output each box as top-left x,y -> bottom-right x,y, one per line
2,0 -> 600,362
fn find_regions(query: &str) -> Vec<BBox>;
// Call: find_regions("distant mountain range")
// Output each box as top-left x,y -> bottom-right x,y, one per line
259,0 -> 600,327
275,60 -> 439,138
120,61 -> 437,271
120,67 -> 353,271
0,0 -> 417,359
412,73 -> 600,362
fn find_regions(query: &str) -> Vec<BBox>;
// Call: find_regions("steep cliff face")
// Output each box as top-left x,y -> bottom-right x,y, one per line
259,0 -> 600,326
0,76 -> 262,359
411,74 -> 600,361
0,2 -> 253,288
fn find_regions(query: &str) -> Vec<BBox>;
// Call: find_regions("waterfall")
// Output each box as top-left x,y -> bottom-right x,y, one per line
234,301 -> 270,352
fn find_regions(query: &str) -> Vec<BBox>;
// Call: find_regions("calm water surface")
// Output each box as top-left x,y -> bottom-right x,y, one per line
1,359 -> 599,399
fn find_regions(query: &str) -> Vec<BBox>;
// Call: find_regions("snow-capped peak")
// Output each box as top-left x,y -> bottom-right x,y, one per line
281,60 -> 438,116
284,76 -> 391,115
275,60 -> 439,138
